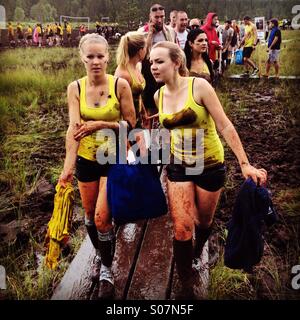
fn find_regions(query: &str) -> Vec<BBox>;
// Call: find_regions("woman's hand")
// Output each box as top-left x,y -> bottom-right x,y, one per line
241,163 -> 267,185
73,121 -> 99,141
58,169 -> 73,188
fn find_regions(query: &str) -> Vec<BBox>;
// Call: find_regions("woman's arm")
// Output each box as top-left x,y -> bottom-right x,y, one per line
194,78 -> 267,184
59,81 -> 81,186
117,77 -> 136,129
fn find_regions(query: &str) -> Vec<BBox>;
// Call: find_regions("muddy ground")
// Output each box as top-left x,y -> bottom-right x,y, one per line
213,79 -> 300,299
0,78 -> 299,299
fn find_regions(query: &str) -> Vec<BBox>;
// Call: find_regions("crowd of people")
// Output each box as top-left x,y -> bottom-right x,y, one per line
57,4 -> 269,300
7,21 -> 72,48
5,10 -> 282,78
5,20 -> 121,49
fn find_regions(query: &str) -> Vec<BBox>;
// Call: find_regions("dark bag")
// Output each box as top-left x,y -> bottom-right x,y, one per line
107,162 -> 168,225
224,179 -> 278,272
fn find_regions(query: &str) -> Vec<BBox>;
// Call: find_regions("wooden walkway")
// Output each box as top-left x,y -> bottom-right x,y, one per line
228,75 -> 300,79
51,169 -> 209,300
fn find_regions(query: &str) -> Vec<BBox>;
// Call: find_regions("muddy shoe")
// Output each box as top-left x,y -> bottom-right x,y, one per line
98,265 -> 114,300
98,279 -> 115,300
251,68 -> 259,76
91,255 -> 101,282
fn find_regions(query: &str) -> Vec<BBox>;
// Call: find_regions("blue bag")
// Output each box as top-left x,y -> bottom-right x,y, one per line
235,49 -> 244,65
107,163 -> 168,225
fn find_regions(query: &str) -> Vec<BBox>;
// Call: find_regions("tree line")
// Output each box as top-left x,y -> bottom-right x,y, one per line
2,0 -> 299,25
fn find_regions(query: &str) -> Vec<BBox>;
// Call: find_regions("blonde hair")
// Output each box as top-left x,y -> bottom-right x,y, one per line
116,31 -> 145,67
79,33 -> 108,54
152,41 -> 188,76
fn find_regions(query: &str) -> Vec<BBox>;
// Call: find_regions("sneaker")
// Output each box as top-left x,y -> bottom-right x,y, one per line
91,255 -> 101,282
98,265 -> 114,300
241,71 -> 250,77
251,68 -> 259,76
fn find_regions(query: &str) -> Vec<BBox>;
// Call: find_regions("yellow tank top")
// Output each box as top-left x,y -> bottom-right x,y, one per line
245,23 -> 256,47
158,77 -> 224,169
127,67 -> 145,114
77,75 -> 121,161
189,62 -> 211,82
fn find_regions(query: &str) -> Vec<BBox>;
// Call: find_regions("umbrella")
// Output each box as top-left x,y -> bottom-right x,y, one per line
44,182 -> 74,270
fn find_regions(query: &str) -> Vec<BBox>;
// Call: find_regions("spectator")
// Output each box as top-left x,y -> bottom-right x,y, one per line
189,18 -> 201,31
264,18 -> 281,79
201,13 -> 222,70
240,16 -> 259,76
138,4 -> 176,117
221,20 -> 234,70
169,10 -> 178,29
175,11 -> 189,49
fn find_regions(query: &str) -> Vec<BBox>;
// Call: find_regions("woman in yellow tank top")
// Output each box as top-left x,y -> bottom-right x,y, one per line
184,28 -> 214,83
115,31 -> 147,128
59,34 -> 136,299
150,41 -> 267,299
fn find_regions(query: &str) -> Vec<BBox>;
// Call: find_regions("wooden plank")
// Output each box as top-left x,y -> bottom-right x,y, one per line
228,75 -> 300,79
170,242 -> 209,300
112,220 -> 148,300
51,236 -> 95,300
126,168 -> 174,300
126,214 -> 174,300
52,221 -> 147,300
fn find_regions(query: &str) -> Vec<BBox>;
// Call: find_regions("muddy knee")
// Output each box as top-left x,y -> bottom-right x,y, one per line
173,217 -> 194,241
94,211 -> 112,233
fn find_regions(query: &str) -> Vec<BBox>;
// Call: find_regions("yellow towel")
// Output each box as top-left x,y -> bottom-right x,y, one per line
44,182 -> 74,269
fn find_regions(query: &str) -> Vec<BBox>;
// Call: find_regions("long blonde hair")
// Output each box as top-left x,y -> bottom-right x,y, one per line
152,41 -> 188,76
116,31 -> 145,68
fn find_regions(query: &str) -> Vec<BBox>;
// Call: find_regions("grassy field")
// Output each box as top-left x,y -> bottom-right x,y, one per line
0,31 -> 299,299
228,30 -> 300,76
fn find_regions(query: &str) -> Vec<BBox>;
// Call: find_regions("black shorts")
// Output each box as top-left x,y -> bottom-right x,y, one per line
166,163 -> 226,192
75,156 -> 110,182
243,47 -> 254,59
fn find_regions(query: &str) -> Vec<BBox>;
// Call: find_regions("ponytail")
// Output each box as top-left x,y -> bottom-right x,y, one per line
116,31 -> 146,68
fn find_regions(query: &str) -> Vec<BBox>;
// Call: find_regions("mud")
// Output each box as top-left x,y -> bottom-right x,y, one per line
213,79 -> 300,299
0,79 -> 299,299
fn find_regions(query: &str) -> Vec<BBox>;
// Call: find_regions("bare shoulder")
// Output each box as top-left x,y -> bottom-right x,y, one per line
67,80 -> 80,98
192,77 -> 215,103
115,76 -> 131,98
114,67 -> 132,86
193,76 -> 212,91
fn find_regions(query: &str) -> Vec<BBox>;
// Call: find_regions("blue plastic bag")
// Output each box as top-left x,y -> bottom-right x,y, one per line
107,163 -> 168,225
235,49 -> 244,65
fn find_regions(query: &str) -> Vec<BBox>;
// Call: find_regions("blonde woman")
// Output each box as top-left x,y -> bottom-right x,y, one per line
59,33 -> 135,299
150,41 -> 267,299
115,31 -> 147,128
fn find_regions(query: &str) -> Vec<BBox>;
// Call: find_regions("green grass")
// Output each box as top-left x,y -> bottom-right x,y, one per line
0,46 -> 119,299
228,30 -> 300,76
209,253 -> 255,300
1,230 -> 85,299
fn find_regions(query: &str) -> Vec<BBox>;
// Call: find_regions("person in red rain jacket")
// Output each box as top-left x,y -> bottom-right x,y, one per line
201,12 -> 222,66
